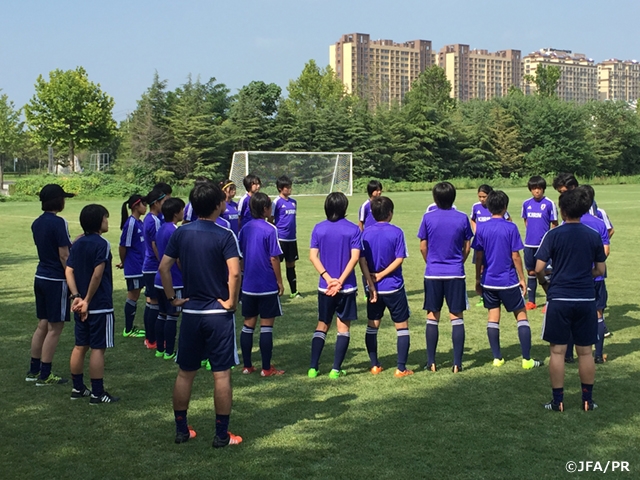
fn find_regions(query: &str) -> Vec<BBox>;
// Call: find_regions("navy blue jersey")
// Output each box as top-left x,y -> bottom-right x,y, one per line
119,216 -> 145,278
32,212 -> 72,281
67,234 -> 113,313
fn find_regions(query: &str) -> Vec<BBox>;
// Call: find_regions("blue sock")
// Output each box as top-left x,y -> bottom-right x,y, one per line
396,328 -> 410,371
517,320 -> 532,360
566,336 -> 574,360
215,414 -> 230,438
310,330 -> 326,370
487,322 -> 501,359
174,409 -> 188,435
240,325 -> 254,368
553,387 -> 564,404
451,319 -> 465,368
259,326 -> 273,371
595,317 -> 605,357
91,378 -> 104,397
365,326 -> 379,367
581,383 -> 593,402
124,299 -> 137,332
527,276 -> 537,303
155,314 -> 167,353
40,362 -> 52,380
165,315 -> 178,355
332,332 -> 350,371
426,320 -> 439,366
30,357 -> 41,375
72,373 -> 84,391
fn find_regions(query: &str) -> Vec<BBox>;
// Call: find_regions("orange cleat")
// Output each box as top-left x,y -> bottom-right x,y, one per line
394,369 -> 414,378
144,339 -> 157,349
525,302 -> 537,311
213,431 -> 243,448
370,365 -> 384,375
260,365 -> 285,377
241,366 -> 256,375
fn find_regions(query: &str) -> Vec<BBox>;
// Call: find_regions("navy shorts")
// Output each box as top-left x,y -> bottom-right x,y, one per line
279,241 -> 299,263
523,247 -> 538,271
482,286 -> 526,312
126,277 -> 143,292
542,300 -> 598,346
34,278 -> 70,323
143,272 -> 158,299
241,292 -> 282,319
177,311 -> 238,371
318,291 -> 357,323
423,278 -> 468,314
75,311 -> 115,349
595,280 -> 607,311
156,286 -> 183,316
367,287 -> 410,323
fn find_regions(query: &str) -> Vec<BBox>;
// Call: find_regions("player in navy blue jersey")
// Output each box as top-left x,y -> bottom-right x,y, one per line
359,196 -> 413,377
417,182 -> 473,373
220,179 -> 239,236
28,184 -> 75,385
159,181 -> 242,447
308,192 -> 362,379
521,176 -> 558,311
358,180 -> 382,231
237,174 -> 261,231
153,198 -> 185,361
273,175 -> 301,298
117,194 -> 147,338
535,188 -> 607,412
66,204 -> 119,404
473,191 -> 543,370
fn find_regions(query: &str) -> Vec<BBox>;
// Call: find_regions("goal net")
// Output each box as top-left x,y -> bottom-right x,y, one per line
229,151 -> 353,196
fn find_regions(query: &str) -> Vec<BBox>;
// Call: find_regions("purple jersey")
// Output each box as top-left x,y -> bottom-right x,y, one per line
521,196 -> 557,247
417,209 -> 473,278
183,203 -> 198,222
142,212 -> 163,273
272,196 -> 297,241
238,220 -> 282,295
580,213 -> 610,282
237,193 -> 254,229
32,212 -> 72,281
471,218 -> 524,288
119,216 -> 145,278
154,223 -> 183,289
595,208 -> 613,231
426,203 -> 458,213
216,217 -> 231,229
361,222 -> 408,294
470,202 -> 510,224
66,234 -> 113,313
310,218 -> 361,293
358,200 -> 376,228
222,200 -> 239,236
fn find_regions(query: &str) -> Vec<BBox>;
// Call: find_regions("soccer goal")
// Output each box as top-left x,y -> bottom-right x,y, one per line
229,151 -> 353,196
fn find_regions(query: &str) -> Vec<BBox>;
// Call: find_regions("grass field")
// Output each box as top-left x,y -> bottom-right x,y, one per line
1,185 -> 639,480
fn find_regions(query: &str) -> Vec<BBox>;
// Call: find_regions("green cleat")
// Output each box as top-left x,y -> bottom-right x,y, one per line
492,358 -> 505,367
164,352 -> 176,361
123,326 -> 145,338
475,299 -> 484,307
35,373 -> 69,386
307,368 -> 319,378
522,358 -> 544,369
328,369 -> 346,379
25,372 -> 39,382
155,350 -> 164,358
290,292 -> 303,299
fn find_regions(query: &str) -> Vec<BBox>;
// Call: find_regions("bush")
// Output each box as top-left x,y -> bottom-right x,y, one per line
11,173 -> 141,200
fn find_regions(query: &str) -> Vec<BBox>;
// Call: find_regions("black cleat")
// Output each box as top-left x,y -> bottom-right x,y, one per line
90,391 -> 120,404
582,400 -> 598,411
594,356 -> 606,364
212,432 -> 242,448
564,357 -> 575,364
70,386 -> 91,400
424,363 -> 437,372
543,400 -> 564,412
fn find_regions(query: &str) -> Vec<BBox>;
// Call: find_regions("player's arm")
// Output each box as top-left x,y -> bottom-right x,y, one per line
309,247 -> 340,295
65,266 -> 83,319
271,256 -> 284,296
474,250 -> 484,295
462,239 -> 471,262
159,254 -> 187,307
152,241 -> 160,261
219,257 -> 241,311
116,245 -> 127,269
551,220 -> 559,228
71,263 -> 105,321
336,248 -> 361,292
373,258 -> 403,283
470,218 -> 477,234
534,259 -> 550,294
58,245 -> 70,270
419,239 -> 428,263
357,221 -> 364,232
603,245 -> 610,258
512,250 -> 527,296
592,261 -> 606,278
358,257 -> 377,303
607,227 -> 615,239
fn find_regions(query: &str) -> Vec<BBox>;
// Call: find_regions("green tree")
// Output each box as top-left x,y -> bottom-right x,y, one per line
24,67 -> 116,171
405,66 -> 456,114
525,64 -> 561,98
490,105 -> 524,177
0,91 -> 24,181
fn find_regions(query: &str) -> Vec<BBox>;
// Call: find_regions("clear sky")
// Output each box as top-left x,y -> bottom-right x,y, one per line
2,0 -> 639,121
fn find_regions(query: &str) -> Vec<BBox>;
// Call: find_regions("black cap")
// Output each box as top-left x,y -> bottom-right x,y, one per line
39,184 -> 75,202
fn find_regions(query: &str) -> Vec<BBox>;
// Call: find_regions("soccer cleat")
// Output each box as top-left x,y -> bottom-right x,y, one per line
212,432 -> 242,448
307,368 -> 319,378
541,305 -> 547,314
261,365 -> 285,377
370,365 -> 384,375
582,400 -> 598,411
144,339 -> 157,349
90,391 -> 120,404
603,330 -> 612,339
594,356 -> 606,364
424,363 -> 437,372
328,369 -> 346,379
394,368 -> 414,378
70,386 -> 91,400
241,366 -> 256,375
205,360 -> 212,371
289,292 -> 303,299
164,352 -> 176,361
155,350 -> 165,358
525,302 -> 537,311
564,356 -> 575,364
175,426 -> 197,444
475,299 -> 484,307
123,326 -> 145,338
25,372 -> 39,382
522,358 -> 544,369
35,374 -> 69,386
452,365 -> 463,373
492,358 -> 505,367
543,400 -> 564,412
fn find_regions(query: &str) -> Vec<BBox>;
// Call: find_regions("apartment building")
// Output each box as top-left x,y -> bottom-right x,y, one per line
598,59 -> 640,102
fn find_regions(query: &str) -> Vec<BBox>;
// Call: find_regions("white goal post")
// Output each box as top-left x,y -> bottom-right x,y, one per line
229,151 -> 353,196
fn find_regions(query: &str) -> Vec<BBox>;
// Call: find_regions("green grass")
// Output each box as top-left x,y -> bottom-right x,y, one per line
1,186 -> 639,480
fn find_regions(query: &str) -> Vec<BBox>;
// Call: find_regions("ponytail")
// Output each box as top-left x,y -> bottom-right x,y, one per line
121,194 -> 145,230
120,200 -> 129,230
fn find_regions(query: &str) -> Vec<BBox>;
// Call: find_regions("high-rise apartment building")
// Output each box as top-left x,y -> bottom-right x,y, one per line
329,33 -> 433,105
598,59 -> 640,102
437,44 -> 522,101
522,48 -> 598,103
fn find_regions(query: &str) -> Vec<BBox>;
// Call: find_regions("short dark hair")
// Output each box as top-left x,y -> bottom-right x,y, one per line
432,182 -> 456,210
162,197 -> 186,223
243,174 -> 261,192
276,175 -> 292,191
41,197 -> 65,212
367,180 -> 383,197
249,192 -> 271,219
527,175 -> 547,191
371,196 -> 394,222
486,190 -> 509,214
189,182 -> 225,218
80,204 -> 109,234
552,173 -> 579,191
153,182 -> 172,195
324,192 -> 348,222
477,184 -> 493,195
559,188 -> 591,219
580,184 -> 595,203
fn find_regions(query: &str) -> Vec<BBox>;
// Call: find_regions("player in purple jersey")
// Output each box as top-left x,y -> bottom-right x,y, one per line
154,198 -> 185,361
417,182 -> 473,373
27,184 -> 75,385
159,182 -> 242,447
237,174 -> 261,231
521,176 -> 558,311
220,179 -> 240,236
238,193 -> 285,377
535,188 -> 606,412
117,194 -> 147,339
359,196 -> 413,377
358,180 -> 382,231
473,191 -> 543,370
308,192 -> 362,379
273,175 -> 301,298
66,204 -> 119,404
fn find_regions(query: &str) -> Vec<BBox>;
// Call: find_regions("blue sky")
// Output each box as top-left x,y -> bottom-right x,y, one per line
1,0 -> 639,121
